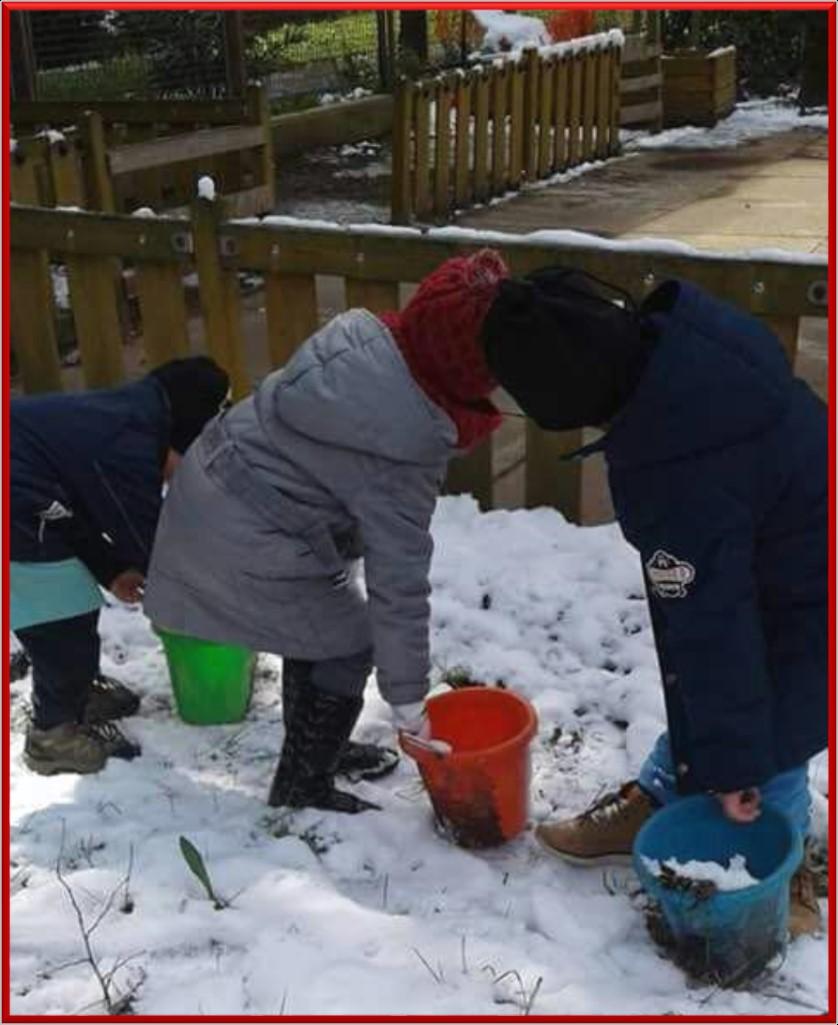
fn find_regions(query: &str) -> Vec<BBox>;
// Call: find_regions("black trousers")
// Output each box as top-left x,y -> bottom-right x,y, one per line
14,611 -> 101,730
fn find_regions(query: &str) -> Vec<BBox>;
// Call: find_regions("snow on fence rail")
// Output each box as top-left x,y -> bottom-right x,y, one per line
10,85 -> 275,218
10,203 -> 828,520
391,35 -> 623,224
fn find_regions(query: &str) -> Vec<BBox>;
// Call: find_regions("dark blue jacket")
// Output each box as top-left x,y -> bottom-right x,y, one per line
11,378 -> 171,585
596,280 -> 827,794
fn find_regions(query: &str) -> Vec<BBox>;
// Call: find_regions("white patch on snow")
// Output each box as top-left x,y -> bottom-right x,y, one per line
8,497 -> 827,1015
472,9 -> 550,52
197,175 -> 216,201
624,98 -> 828,153
36,129 -> 67,145
318,87 -> 373,107
642,854 -> 760,892
333,161 -> 390,181
131,207 -> 157,219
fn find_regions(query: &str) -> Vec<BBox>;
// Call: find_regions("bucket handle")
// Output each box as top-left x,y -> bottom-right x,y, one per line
399,731 -> 452,761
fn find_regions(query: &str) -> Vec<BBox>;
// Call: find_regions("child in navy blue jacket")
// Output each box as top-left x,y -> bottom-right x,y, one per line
482,270 -> 827,937
11,357 -> 229,776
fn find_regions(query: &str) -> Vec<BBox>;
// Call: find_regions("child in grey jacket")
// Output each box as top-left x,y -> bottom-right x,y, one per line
144,250 -> 509,812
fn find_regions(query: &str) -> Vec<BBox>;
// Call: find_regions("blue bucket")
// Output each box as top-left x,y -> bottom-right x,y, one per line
633,795 -> 802,983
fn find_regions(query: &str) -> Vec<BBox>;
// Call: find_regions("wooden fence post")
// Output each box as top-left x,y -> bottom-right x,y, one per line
48,134 -> 85,207
553,56 -> 570,171
11,251 -> 62,393
10,145 -> 40,204
581,50 -> 598,161
433,76 -> 453,220
414,83 -> 433,220
453,73 -> 473,209
66,252 -> 126,388
522,47 -> 540,182
568,52 -> 584,166
247,82 -> 277,210
391,79 -> 414,224
473,69 -> 490,203
79,111 -> 115,212
610,45 -> 623,152
525,424 -> 584,522
134,261 -> 191,368
508,59 -> 525,189
537,55 -> 555,179
491,63 -> 509,196
264,268 -> 319,369
192,197 -> 249,398
345,278 -> 399,314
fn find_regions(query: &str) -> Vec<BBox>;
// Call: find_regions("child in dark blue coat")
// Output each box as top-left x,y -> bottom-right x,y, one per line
482,270 -> 827,937
11,357 -> 229,776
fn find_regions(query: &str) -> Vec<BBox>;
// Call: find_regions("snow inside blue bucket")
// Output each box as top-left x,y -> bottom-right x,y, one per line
633,795 -> 803,984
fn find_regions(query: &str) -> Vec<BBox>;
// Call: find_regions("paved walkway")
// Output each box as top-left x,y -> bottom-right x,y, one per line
456,127 -> 829,521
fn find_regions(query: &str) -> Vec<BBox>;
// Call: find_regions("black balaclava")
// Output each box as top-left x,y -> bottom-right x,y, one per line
481,267 -> 659,431
150,356 -> 231,454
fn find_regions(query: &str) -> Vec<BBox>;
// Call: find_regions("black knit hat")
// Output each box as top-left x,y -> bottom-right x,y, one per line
481,268 -> 657,431
150,356 -> 231,453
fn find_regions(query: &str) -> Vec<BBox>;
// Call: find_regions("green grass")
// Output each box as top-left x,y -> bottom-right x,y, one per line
36,53 -> 151,100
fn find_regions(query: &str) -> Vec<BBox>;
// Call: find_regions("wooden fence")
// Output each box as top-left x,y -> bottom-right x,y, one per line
391,36 -> 623,224
11,84 -> 275,216
10,203 -> 828,522
621,33 -> 663,131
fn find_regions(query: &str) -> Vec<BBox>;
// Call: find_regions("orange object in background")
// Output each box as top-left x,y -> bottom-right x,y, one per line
546,10 -> 596,42
400,687 -> 538,848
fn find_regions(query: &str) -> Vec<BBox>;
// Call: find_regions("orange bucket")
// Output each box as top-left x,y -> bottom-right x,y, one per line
400,687 -> 538,848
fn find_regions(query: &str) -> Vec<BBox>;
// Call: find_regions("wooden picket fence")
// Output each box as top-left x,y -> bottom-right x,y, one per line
10,202 -> 827,522
391,37 -> 623,224
11,84 -> 275,216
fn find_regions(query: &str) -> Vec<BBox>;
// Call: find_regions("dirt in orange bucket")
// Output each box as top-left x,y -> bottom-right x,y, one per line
422,768 -> 506,849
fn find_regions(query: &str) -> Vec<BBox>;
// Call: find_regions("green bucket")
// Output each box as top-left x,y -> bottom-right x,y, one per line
157,628 -> 254,725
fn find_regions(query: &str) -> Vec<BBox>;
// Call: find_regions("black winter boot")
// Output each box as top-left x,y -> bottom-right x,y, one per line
281,659 -> 399,783
268,684 -> 380,813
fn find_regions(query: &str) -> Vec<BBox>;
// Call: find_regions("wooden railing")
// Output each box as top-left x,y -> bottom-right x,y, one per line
11,85 -> 275,216
391,34 -> 623,224
10,203 -> 828,522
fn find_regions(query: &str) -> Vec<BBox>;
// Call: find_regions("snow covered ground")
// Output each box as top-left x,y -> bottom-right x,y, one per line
9,497 -> 829,1016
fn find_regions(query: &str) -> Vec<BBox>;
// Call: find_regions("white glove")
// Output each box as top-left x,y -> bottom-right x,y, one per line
391,702 -> 431,739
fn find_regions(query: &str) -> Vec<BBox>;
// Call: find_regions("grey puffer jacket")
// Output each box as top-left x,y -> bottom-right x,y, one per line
144,310 -> 457,706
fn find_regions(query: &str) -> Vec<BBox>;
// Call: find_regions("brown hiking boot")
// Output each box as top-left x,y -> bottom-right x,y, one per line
24,723 -> 107,776
535,781 -> 655,865
23,720 -> 141,776
789,864 -> 822,939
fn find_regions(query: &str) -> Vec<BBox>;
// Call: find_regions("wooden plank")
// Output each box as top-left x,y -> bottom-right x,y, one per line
491,64 -> 509,196
414,84 -> 433,220
273,94 -> 393,156
537,56 -> 555,179
553,56 -> 570,170
581,50 -> 598,161
444,440 -> 493,511
434,77 -> 454,219
78,111 -> 115,212
10,206 -> 190,261
264,271 -> 318,368
525,424 -> 584,522
108,124 -> 263,176
66,253 -> 125,387
620,72 -> 663,94
568,52 -> 584,166
391,80 -> 414,224
521,47 -> 540,182
134,262 -> 191,367
507,61 -> 525,189
623,36 -> 661,63
612,46 -> 627,144
620,100 -> 663,127
345,278 -> 399,314
48,136 -> 86,207
595,47 -> 611,158
192,198 -> 249,399
453,74 -> 473,208
9,147 -> 40,204
473,70 -> 490,203
10,249 -> 62,393
13,98 -> 249,129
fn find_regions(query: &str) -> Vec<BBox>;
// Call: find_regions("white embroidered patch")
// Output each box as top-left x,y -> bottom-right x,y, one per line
645,549 -> 695,599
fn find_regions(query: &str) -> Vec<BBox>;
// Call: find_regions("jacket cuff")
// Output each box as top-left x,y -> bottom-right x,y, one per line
378,678 -> 430,707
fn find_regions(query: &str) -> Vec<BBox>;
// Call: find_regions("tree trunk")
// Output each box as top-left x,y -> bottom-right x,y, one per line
399,10 -> 428,62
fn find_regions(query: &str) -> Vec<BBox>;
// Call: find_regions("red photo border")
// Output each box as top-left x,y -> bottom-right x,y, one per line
2,2 -> 834,1022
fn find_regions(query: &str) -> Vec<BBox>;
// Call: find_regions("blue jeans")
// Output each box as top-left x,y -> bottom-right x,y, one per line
638,732 -> 811,836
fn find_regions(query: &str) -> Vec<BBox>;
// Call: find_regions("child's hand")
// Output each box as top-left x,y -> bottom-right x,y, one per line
110,569 -> 145,604
717,788 -> 761,823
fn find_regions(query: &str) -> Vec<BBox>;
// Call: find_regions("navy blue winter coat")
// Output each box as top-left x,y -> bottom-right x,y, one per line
592,280 -> 827,794
11,377 -> 170,585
